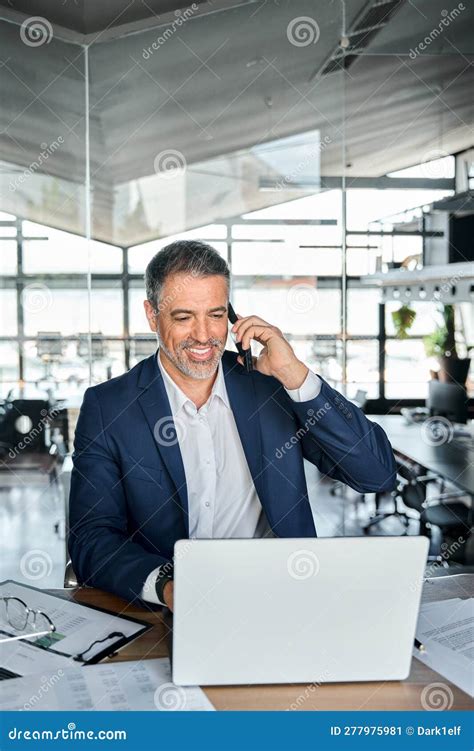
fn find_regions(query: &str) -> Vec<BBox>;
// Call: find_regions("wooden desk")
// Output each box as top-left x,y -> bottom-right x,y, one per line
50,574 -> 473,711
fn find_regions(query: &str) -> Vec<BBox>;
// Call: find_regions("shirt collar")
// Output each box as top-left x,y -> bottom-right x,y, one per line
157,349 -> 230,413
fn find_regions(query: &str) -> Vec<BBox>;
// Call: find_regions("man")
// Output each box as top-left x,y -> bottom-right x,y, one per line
69,240 -> 396,611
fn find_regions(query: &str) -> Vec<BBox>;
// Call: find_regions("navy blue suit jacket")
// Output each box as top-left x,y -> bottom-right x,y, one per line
68,349 -> 396,604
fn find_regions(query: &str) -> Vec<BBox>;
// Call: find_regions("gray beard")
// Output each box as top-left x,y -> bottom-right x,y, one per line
157,333 -> 224,380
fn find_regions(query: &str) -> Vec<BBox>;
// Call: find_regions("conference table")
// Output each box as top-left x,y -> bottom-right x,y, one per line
367,414 -> 474,497
50,574 -> 473,711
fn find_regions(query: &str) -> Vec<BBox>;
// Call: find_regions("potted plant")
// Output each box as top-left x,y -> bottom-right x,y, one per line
423,304 -> 471,386
391,304 -> 416,339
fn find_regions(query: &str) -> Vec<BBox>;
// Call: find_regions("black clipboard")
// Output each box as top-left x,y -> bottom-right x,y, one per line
0,579 -> 152,666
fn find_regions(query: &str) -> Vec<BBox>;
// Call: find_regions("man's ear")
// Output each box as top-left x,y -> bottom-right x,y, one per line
144,299 -> 158,332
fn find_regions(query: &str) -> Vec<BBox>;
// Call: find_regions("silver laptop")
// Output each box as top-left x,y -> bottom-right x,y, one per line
172,536 -> 429,686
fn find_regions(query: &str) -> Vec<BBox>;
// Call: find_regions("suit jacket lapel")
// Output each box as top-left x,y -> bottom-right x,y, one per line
137,352 -> 189,534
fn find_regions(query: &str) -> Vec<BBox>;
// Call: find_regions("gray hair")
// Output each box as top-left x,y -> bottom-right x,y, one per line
145,240 -> 230,311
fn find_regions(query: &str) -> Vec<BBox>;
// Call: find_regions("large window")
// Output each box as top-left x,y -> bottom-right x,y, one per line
3,171 -> 471,400
0,178 -> 473,400
0,0 -> 470,404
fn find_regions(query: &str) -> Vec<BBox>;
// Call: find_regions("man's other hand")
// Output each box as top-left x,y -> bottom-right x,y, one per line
163,580 -> 174,611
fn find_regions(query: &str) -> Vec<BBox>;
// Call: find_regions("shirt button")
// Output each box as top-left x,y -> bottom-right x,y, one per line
205,501 -> 210,507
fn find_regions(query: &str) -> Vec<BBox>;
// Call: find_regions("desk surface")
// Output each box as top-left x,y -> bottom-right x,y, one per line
368,414 -> 474,496
50,574 -> 473,711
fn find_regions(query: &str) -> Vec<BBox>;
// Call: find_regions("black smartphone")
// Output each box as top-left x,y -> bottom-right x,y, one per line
228,302 -> 253,372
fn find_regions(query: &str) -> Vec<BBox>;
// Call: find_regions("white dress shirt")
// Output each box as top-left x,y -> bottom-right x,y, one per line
141,350 -> 322,604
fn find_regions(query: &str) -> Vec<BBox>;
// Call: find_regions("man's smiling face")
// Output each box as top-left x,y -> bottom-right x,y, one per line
144,272 -> 228,380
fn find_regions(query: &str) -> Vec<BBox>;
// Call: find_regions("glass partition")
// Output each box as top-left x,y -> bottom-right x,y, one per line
2,0 -> 471,403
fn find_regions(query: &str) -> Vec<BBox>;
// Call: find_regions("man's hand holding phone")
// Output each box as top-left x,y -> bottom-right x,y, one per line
230,313 -> 309,390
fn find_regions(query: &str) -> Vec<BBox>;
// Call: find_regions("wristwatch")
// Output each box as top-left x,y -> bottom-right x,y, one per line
155,568 -> 173,606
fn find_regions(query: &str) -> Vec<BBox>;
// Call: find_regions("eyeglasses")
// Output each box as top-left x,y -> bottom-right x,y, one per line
0,596 -> 56,646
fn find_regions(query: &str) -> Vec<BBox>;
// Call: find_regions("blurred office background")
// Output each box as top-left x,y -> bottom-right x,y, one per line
0,0 -> 473,587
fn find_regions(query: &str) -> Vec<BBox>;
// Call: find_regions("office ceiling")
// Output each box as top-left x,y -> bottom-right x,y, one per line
0,0 -> 472,246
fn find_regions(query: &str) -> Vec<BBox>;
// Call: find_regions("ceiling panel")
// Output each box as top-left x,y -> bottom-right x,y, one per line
0,0 -> 472,245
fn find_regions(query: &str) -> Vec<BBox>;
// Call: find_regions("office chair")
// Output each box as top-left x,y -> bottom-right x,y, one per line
420,491 -> 471,563
362,459 -> 412,534
363,458 -> 470,554
396,461 -> 470,546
